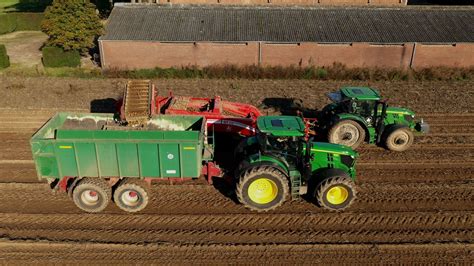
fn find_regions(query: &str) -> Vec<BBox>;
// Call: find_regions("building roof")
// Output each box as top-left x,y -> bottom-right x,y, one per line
102,5 -> 474,43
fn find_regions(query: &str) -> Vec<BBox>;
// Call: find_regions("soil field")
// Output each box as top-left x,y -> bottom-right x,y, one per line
0,77 -> 472,263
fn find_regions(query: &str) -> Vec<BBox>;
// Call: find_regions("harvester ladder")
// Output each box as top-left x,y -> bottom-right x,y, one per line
124,80 -> 152,125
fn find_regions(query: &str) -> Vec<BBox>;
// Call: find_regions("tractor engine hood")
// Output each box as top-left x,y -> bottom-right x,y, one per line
311,142 -> 358,158
385,107 -> 415,116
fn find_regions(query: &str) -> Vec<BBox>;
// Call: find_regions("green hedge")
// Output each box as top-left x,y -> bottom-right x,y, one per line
0,44 -> 10,69
0,14 -> 17,35
0,13 -> 44,34
42,46 -> 80,68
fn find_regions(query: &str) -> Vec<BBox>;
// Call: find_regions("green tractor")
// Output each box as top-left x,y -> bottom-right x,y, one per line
234,116 -> 358,212
318,87 -> 429,151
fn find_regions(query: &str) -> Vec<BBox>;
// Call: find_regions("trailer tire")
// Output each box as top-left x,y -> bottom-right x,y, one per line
113,179 -> 149,213
72,178 -> 112,213
316,174 -> 356,211
236,166 -> 289,212
328,120 -> 365,149
384,126 -> 414,152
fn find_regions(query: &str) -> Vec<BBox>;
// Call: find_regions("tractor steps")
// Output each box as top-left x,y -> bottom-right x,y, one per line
124,80 -> 153,125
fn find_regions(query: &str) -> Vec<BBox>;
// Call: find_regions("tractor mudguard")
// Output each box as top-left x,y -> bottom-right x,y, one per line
236,154 -> 290,179
333,114 -> 368,128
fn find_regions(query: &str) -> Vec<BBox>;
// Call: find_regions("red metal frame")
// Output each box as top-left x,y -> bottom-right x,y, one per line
117,82 -> 262,136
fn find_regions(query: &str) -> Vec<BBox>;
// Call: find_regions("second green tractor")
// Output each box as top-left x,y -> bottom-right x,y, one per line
318,87 -> 429,151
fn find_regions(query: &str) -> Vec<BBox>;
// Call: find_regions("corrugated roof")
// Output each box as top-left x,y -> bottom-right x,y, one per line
101,5 -> 474,43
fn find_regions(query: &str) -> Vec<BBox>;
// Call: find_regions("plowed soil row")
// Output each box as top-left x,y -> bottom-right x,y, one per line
1,211 -> 470,232
0,181 -> 472,214
1,241 -> 471,264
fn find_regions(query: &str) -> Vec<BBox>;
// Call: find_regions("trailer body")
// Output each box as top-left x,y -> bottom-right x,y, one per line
31,113 -> 207,182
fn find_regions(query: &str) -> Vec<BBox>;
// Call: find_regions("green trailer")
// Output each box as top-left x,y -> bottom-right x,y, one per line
31,112 -> 360,214
31,112 -> 215,213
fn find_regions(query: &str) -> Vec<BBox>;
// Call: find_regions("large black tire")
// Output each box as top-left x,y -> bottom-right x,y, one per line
316,174 -> 356,211
328,120 -> 365,149
236,166 -> 289,212
113,179 -> 149,213
384,126 -> 414,152
72,178 -> 112,213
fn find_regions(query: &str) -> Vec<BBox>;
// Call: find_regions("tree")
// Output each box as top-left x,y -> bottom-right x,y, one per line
41,0 -> 103,54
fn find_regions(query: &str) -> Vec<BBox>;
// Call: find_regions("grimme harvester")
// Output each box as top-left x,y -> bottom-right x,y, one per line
31,113 -> 357,213
119,80 -> 261,137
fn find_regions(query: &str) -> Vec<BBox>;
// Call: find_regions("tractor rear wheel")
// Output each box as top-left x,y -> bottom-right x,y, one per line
316,174 -> 356,211
72,178 -> 112,213
113,179 -> 149,213
384,126 -> 414,152
328,120 -> 365,149
236,166 -> 289,212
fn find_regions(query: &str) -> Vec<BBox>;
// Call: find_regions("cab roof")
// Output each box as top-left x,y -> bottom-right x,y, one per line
257,116 -> 305,137
340,87 -> 381,101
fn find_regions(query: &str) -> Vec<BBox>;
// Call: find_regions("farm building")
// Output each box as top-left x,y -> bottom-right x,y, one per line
99,4 -> 474,70
126,0 -> 408,6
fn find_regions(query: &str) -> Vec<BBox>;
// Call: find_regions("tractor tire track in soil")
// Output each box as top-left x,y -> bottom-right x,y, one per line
0,78 -> 473,263
0,181 -> 472,214
1,241 -> 471,263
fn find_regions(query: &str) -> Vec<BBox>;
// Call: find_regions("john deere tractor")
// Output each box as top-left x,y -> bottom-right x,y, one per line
318,87 -> 429,152
234,116 -> 358,212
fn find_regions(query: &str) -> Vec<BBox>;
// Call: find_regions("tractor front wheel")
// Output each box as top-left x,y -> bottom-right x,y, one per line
316,175 -> 356,211
236,166 -> 289,212
328,120 -> 365,149
384,126 -> 414,152
72,178 -> 112,213
113,179 -> 149,213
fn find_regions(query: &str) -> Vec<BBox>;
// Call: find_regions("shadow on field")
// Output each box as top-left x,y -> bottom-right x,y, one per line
260,97 -> 319,117
90,98 -> 118,113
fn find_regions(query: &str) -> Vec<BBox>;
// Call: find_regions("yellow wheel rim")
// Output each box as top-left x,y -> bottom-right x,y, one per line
326,186 -> 349,205
248,178 -> 278,205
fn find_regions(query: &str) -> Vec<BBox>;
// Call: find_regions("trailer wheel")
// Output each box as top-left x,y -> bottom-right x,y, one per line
236,166 -> 289,212
384,126 -> 414,152
113,179 -> 149,213
72,178 -> 112,213
328,120 -> 365,149
316,175 -> 356,211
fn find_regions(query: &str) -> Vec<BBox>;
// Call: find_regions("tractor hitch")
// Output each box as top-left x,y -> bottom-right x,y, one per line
415,119 -> 430,134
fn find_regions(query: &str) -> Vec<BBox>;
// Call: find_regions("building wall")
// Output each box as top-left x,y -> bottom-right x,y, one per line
100,40 -> 474,69
261,43 -> 414,68
101,41 -> 258,69
412,43 -> 474,68
132,0 -> 407,5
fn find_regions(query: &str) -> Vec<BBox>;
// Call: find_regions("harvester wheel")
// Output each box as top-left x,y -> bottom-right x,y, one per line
236,166 -> 289,212
328,120 -> 365,149
72,178 -> 112,213
316,174 -> 356,211
384,126 -> 414,152
113,179 -> 149,213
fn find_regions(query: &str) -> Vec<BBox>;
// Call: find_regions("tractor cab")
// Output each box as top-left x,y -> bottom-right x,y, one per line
327,87 -> 382,123
256,115 -> 305,152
